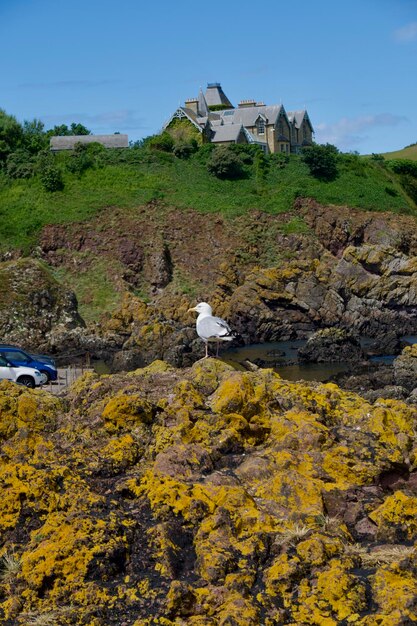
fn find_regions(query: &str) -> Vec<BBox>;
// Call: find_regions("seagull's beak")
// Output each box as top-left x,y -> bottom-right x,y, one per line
188,306 -> 197,313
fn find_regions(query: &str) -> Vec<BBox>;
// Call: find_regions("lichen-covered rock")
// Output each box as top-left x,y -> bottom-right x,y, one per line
0,257 -> 84,348
394,343 -> 417,391
1,359 -> 417,624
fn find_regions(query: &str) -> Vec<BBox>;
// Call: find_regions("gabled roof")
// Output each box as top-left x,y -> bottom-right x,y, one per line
50,134 -> 128,151
215,104 -> 286,128
287,110 -> 312,129
162,107 -> 204,133
205,83 -> 234,108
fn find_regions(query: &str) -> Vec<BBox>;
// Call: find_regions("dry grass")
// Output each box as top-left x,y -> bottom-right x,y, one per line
0,551 -> 21,584
274,522 -> 311,546
344,543 -> 416,566
20,609 -> 70,626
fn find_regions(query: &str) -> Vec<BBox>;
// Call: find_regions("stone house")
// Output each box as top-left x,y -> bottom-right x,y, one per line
163,83 -> 313,154
50,134 -> 129,151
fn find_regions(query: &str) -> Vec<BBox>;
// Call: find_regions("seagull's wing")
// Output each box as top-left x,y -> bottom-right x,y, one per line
197,316 -> 234,340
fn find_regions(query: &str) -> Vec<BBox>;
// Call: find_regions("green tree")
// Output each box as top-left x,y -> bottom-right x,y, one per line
6,149 -> 35,179
301,143 -> 339,181
207,145 -> 245,180
22,119 -> 48,154
46,122 -> 91,137
147,132 -> 175,152
0,109 -> 23,162
37,152 -> 64,191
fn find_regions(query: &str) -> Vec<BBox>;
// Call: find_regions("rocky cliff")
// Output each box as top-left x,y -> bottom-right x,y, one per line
1,360 -> 417,625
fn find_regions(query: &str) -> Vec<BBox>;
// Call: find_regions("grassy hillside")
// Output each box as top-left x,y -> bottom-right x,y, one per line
382,143 -> 417,161
0,147 -> 416,254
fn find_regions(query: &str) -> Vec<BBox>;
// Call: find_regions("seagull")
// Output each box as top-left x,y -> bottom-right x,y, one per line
188,302 -> 235,358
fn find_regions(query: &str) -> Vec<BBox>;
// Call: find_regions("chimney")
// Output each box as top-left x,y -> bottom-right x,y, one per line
185,98 -> 199,114
238,99 -> 257,108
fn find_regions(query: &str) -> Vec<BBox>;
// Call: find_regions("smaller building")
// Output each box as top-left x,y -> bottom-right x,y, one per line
50,134 -> 129,151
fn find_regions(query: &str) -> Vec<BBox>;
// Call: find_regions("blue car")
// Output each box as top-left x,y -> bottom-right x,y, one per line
0,345 -> 58,382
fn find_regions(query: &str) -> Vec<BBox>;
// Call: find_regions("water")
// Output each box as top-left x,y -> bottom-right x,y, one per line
224,334 -> 417,383
91,336 -> 417,384
223,340 -> 355,382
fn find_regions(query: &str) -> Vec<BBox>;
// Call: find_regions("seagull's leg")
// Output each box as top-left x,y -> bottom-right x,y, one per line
205,342 -> 209,359
216,341 -> 220,358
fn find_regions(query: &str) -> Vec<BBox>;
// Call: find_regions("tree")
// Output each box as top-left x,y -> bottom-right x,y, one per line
0,109 -> 23,162
22,119 -> 48,154
207,145 -> 245,180
6,149 -> 35,179
46,122 -> 91,137
37,152 -> 64,191
301,143 -> 339,181
147,132 -> 175,152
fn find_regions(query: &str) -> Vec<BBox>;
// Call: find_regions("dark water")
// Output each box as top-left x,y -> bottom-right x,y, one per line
91,335 -> 417,384
223,340 -> 355,382
224,335 -> 417,382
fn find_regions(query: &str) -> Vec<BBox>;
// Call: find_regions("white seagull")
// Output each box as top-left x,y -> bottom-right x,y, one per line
188,302 -> 235,358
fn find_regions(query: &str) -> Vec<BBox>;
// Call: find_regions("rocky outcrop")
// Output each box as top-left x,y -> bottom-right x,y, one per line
298,328 -> 365,363
219,243 -> 417,345
1,360 -> 417,624
0,258 -> 84,348
394,343 -> 417,392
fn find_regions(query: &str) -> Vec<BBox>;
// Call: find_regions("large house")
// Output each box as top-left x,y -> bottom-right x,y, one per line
163,83 -> 314,154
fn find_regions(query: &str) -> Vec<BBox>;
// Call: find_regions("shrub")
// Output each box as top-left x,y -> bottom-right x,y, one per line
66,142 -> 95,176
388,159 -> 417,177
301,143 -> 339,181
37,154 -> 64,191
147,132 -> 174,153
207,145 -> 245,180
6,149 -> 35,179
173,139 -> 198,159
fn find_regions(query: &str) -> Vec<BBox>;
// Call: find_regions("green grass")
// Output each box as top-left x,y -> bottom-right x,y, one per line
381,143 -> 417,161
0,151 -> 416,253
53,257 -> 123,323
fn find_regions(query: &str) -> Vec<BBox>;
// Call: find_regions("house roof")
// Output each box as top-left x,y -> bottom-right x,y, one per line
50,134 -> 128,150
215,104 -> 286,128
205,83 -> 234,108
287,110 -> 309,128
211,125 -> 245,143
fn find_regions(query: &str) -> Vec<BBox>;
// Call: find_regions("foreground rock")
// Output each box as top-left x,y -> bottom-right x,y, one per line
1,360 -> 417,625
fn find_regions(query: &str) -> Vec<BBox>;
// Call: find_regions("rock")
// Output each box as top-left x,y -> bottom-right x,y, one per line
0,257 -> 84,348
298,328 -> 364,363
394,344 -> 417,391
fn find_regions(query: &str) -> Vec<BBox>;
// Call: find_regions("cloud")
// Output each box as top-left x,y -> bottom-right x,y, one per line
42,109 -> 148,132
393,21 -> 417,42
315,113 -> 408,150
18,79 -> 121,90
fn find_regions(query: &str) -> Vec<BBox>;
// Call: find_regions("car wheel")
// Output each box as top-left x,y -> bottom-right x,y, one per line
17,376 -> 35,389
40,370 -> 50,382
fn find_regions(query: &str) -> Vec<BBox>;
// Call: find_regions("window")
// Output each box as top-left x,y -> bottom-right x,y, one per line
2,350 -> 28,363
257,119 -> 265,135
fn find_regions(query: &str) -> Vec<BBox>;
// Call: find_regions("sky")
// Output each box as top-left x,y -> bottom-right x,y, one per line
1,0 -> 417,154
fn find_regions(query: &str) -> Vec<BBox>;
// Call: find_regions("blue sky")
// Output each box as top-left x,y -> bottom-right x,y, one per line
1,0 -> 416,154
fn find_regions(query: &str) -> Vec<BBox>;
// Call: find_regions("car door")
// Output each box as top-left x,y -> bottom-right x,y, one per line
0,356 -> 16,382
